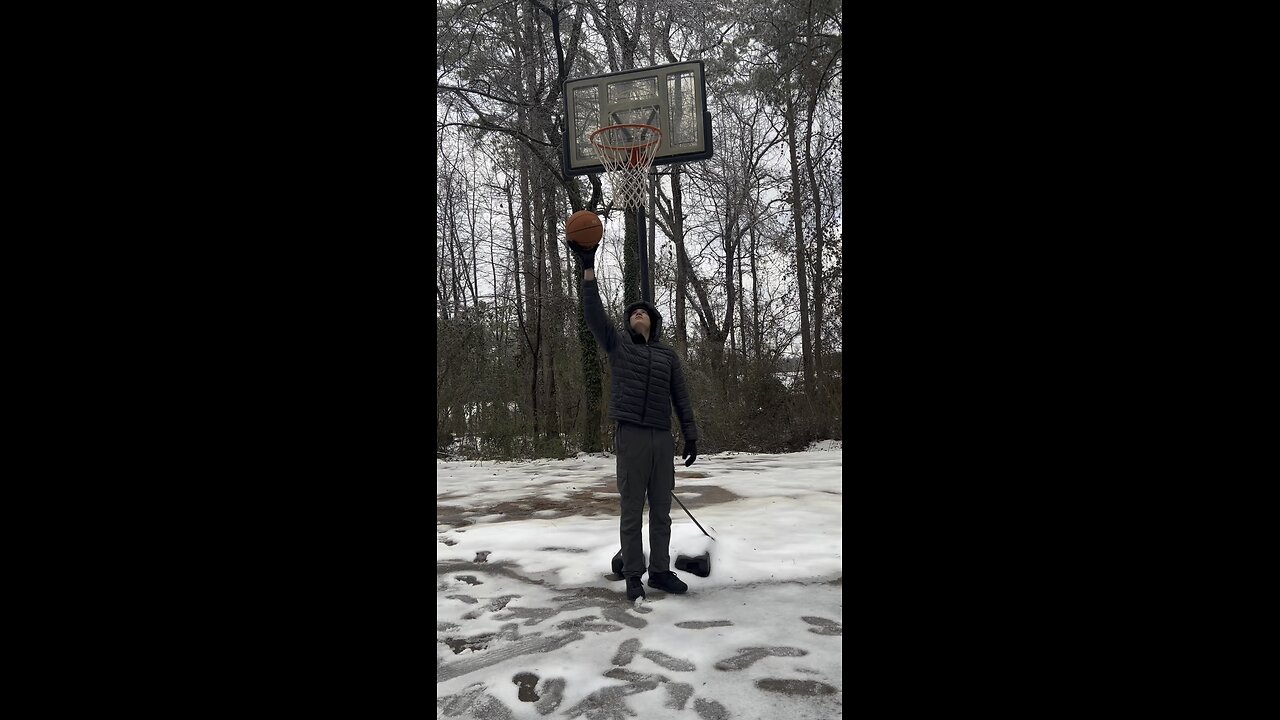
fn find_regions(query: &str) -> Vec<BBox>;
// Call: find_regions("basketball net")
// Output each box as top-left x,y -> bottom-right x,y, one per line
589,124 -> 661,209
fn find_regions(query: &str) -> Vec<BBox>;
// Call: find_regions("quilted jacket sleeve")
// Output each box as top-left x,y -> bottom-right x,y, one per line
582,278 -> 619,357
670,351 -> 698,441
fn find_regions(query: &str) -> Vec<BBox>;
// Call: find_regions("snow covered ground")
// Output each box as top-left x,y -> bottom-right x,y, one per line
437,442 -> 843,720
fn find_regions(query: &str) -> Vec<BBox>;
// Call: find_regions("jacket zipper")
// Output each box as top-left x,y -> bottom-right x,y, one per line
639,346 -> 653,422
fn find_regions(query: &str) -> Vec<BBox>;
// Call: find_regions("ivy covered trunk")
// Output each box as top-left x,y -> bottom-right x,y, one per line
622,207 -> 640,307
576,257 -> 603,453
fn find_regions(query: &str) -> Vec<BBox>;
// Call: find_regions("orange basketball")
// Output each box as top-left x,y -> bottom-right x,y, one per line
566,210 -> 603,249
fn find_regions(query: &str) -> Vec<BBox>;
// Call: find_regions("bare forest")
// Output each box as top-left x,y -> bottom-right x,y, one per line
438,0 -> 841,459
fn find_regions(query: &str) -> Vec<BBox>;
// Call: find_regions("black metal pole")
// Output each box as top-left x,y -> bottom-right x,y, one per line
672,491 -> 715,540
636,206 -> 650,303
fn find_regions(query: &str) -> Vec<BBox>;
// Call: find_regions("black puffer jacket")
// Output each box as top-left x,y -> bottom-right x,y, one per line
583,279 -> 698,441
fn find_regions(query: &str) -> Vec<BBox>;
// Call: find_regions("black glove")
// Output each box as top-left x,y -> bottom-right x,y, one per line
681,439 -> 698,467
564,238 -> 597,269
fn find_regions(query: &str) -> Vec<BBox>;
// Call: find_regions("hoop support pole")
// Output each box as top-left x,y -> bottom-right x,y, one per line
637,205 -> 649,304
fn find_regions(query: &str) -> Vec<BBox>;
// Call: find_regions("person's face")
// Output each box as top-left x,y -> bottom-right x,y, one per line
629,308 -> 650,336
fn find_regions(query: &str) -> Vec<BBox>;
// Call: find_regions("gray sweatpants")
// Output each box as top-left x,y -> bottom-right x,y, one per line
615,421 -> 675,578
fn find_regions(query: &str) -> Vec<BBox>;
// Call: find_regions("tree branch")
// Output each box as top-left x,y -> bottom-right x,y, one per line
438,83 -> 540,108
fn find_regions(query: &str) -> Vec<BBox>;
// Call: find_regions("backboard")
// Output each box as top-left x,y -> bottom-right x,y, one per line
562,60 -> 713,177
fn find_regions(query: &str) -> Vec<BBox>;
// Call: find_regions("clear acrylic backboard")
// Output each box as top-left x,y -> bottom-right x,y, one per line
561,60 -> 712,177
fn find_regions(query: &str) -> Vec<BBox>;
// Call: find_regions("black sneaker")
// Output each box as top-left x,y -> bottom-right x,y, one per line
626,577 -> 646,601
647,571 -> 688,594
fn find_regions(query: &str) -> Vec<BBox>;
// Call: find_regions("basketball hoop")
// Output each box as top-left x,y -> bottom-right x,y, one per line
589,124 -> 662,209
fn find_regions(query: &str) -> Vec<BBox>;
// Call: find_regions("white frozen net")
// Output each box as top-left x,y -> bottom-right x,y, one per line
590,124 -> 661,209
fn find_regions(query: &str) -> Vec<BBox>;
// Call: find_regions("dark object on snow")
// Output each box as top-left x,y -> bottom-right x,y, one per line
674,553 -> 711,578
611,548 -> 643,578
670,490 -> 714,577
612,547 -> 709,579
609,490 -> 717,579
648,571 -> 688,594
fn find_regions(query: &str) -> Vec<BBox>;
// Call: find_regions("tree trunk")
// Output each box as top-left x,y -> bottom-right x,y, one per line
784,87 -> 815,396
437,239 -> 450,321
520,166 -> 539,437
534,180 -> 549,438
804,88 -> 825,386
671,167 -> 687,356
750,223 -> 760,361
577,274 -> 602,452
466,167 -> 481,309
543,182 -> 563,439
623,207 -> 639,308
507,179 -> 523,343
737,236 -> 748,363
446,194 -> 464,316
520,3 -> 540,439
718,221 -> 737,373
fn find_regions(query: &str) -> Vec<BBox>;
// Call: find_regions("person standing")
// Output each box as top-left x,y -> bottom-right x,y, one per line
565,235 -> 700,602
